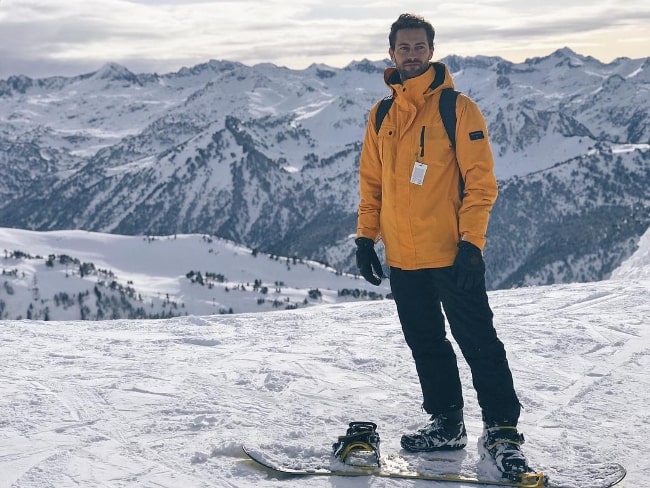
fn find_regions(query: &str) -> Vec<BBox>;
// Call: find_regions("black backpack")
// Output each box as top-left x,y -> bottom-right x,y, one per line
373,87 -> 464,198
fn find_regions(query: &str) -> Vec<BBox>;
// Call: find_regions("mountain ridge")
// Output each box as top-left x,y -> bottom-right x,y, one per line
1,48 -> 648,289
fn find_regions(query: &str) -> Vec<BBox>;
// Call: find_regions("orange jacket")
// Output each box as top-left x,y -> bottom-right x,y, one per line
357,62 -> 498,270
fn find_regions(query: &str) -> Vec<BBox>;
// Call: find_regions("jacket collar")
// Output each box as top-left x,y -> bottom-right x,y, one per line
384,62 -> 451,98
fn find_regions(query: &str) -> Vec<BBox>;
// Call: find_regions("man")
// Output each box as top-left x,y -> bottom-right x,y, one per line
354,13 -> 529,478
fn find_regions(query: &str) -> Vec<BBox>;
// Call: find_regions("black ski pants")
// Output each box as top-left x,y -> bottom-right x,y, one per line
390,266 -> 521,425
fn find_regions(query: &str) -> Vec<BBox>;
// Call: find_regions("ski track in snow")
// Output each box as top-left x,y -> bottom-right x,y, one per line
0,277 -> 649,487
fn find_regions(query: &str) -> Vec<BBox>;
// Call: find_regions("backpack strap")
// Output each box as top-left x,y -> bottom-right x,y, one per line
439,88 -> 459,149
374,96 -> 394,134
438,88 -> 464,200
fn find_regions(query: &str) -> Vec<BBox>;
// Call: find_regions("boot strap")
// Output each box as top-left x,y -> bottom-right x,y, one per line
486,426 -> 524,450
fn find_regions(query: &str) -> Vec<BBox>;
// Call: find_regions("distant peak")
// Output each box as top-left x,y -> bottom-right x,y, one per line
92,62 -> 140,83
555,46 -> 579,57
525,47 -> 595,67
343,58 -> 390,73
95,62 -> 129,74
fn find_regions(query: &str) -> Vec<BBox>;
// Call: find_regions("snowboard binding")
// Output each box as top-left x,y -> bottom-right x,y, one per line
332,421 -> 381,467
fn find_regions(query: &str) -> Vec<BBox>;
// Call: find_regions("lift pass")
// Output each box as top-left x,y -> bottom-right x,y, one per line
410,162 -> 427,185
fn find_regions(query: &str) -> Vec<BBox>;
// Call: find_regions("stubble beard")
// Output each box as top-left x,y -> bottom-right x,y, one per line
397,61 -> 429,81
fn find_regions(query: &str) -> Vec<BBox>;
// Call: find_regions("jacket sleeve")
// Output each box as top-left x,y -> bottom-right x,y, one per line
356,105 -> 383,242
454,95 -> 499,250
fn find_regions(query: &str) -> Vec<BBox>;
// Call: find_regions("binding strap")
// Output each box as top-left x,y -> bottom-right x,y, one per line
332,421 -> 380,467
485,426 -> 525,451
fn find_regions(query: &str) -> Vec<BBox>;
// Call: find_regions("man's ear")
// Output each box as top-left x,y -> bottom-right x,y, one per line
388,48 -> 395,63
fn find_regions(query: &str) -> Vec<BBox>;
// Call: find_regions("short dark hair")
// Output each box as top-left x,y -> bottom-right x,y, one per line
389,13 -> 435,50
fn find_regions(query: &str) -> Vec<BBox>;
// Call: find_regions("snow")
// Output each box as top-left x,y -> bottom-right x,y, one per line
611,143 -> 650,154
6,51 -> 645,187
611,226 -> 650,280
0,228 -> 391,319
1,227 -> 649,487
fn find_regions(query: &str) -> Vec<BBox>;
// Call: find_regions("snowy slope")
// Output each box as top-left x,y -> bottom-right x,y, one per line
0,227 -> 390,320
611,226 -> 650,280
1,231 -> 648,487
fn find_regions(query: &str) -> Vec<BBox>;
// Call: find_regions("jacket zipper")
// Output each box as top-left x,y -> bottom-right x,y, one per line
419,126 -> 425,157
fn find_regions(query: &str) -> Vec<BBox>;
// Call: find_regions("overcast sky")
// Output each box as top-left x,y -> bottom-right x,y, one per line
1,0 -> 649,79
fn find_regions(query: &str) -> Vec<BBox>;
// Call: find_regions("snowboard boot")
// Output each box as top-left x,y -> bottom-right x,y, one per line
400,409 -> 468,452
483,424 -> 531,479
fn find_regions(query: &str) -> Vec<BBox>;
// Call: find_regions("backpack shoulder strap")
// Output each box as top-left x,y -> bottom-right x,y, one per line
439,88 -> 459,149
439,88 -> 465,200
374,96 -> 394,134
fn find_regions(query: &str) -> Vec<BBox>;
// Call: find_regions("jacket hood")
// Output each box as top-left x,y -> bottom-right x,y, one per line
383,62 -> 454,96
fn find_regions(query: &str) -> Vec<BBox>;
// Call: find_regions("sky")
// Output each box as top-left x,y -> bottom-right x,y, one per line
1,0 -> 649,79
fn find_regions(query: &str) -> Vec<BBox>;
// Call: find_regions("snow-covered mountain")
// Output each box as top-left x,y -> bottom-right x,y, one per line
1,226 -> 648,487
487,143 -> 649,287
0,49 -> 648,287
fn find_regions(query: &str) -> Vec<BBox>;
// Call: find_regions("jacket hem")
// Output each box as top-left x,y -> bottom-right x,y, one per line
387,258 -> 455,270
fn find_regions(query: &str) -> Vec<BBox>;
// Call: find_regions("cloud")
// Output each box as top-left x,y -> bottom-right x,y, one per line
0,0 -> 648,79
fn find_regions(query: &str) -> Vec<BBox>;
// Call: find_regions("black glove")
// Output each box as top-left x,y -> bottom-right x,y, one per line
453,240 -> 485,290
355,237 -> 384,285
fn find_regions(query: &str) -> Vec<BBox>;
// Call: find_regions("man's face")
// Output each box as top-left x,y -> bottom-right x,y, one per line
389,28 -> 434,81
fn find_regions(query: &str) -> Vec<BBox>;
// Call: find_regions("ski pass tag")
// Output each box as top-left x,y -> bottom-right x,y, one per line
410,162 -> 427,185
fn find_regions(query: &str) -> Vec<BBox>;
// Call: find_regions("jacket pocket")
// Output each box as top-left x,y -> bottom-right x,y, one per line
421,124 -> 454,166
378,123 -> 396,166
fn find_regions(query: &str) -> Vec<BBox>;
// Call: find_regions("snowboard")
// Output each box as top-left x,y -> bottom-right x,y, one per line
242,446 -> 626,488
